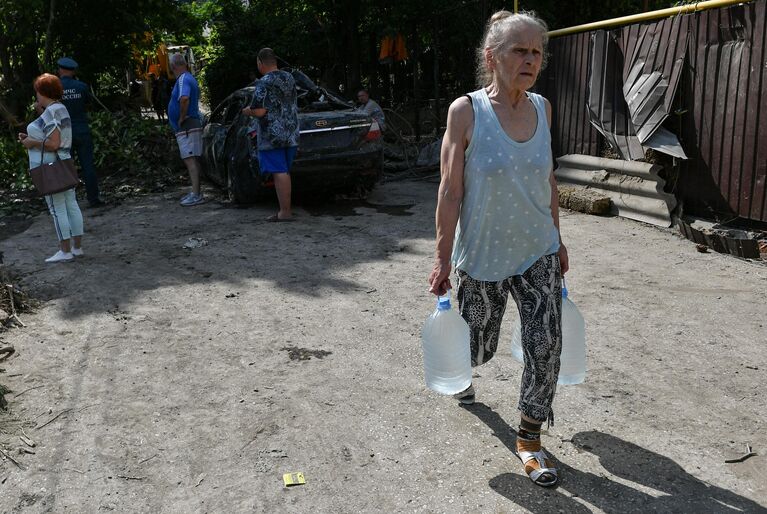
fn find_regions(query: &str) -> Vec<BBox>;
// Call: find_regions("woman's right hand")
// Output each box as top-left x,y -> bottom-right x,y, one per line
428,259 -> 452,296
17,132 -> 27,142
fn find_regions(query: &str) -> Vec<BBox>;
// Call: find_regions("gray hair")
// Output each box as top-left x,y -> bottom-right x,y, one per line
476,10 -> 549,88
169,53 -> 187,68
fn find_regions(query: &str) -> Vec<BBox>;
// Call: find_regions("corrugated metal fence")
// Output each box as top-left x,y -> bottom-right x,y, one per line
538,0 -> 767,223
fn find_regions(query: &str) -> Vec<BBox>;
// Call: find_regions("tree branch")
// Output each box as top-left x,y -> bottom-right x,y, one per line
42,0 -> 56,69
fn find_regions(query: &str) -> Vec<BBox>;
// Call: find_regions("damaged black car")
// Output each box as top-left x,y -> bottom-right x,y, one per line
202,69 -> 384,203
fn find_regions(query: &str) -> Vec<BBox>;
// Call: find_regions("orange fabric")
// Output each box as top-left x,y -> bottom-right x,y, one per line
393,34 -> 408,61
379,34 -> 409,64
379,35 -> 394,62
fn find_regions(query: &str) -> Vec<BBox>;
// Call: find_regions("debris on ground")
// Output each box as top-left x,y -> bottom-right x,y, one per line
725,444 -> 757,463
281,346 -> 332,361
19,429 -> 35,448
678,216 -> 766,260
0,445 -> 24,470
283,472 -> 306,487
0,384 -> 10,410
416,138 -> 441,168
0,267 -> 36,332
384,142 -> 420,172
0,345 -> 13,362
183,237 -> 209,250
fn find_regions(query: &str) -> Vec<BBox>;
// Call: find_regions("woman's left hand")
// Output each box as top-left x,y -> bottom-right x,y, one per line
558,242 -> 569,275
20,136 -> 36,149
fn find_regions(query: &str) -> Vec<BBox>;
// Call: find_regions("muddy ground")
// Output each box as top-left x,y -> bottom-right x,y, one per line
0,179 -> 765,513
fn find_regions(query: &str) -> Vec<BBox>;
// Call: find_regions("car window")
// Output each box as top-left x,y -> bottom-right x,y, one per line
224,97 -> 246,124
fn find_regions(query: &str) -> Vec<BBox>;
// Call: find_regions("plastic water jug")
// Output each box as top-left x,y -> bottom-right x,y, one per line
421,293 -> 473,395
511,279 -> 586,385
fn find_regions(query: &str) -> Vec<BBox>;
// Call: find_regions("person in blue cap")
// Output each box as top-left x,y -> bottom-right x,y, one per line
57,57 -> 104,208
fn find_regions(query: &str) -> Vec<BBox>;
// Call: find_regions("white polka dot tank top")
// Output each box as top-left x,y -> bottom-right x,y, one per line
452,88 -> 560,281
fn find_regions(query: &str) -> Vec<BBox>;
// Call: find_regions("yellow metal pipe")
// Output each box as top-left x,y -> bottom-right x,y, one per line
514,0 -> 518,14
547,0 -> 753,38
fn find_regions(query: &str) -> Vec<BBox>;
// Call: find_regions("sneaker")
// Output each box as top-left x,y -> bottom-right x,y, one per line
71,247 -> 84,257
180,193 -> 205,206
45,250 -> 74,263
180,192 -> 193,202
453,384 -> 475,405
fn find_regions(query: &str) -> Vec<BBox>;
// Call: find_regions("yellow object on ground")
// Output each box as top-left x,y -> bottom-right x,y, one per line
283,472 -> 306,487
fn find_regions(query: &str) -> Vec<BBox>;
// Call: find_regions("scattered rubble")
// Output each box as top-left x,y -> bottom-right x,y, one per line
183,237 -> 209,250
678,217 -> 766,260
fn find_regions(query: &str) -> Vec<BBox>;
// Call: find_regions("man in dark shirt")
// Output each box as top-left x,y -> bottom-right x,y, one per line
58,57 -> 103,207
242,48 -> 299,221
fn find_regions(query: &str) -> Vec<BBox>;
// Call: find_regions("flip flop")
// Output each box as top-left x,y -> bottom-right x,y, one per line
266,214 -> 294,222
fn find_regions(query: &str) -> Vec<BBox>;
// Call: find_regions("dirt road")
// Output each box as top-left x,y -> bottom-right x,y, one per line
0,180 -> 765,513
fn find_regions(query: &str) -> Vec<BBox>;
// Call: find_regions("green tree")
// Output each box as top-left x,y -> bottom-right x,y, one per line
0,0 -> 205,123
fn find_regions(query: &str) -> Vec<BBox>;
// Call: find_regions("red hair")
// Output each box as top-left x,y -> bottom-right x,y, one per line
33,73 -> 63,100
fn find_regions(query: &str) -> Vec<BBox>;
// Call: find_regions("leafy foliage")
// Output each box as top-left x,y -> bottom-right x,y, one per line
196,0 -> 680,112
0,133 -> 32,191
89,111 -> 180,178
0,0 -> 205,122
87,111 -> 187,201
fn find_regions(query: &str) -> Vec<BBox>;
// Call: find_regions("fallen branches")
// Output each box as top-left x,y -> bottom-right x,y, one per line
0,446 -> 24,470
0,344 -> 14,362
13,384 -> 44,398
725,444 -> 757,464
35,408 -> 72,430
4,285 -> 25,327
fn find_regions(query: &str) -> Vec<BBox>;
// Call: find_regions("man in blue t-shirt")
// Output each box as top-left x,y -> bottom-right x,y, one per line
58,57 -> 103,207
168,53 -> 204,206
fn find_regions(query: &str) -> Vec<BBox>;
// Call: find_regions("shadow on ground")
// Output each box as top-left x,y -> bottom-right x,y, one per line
0,181 -> 431,318
464,403 -> 766,513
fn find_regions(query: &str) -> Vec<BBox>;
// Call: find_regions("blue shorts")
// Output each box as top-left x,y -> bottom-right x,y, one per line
258,146 -> 298,174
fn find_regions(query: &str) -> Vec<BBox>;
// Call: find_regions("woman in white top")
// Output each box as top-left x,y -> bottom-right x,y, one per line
18,73 -> 84,263
428,11 -> 568,487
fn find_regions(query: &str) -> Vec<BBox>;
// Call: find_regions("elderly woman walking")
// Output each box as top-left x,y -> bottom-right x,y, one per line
18,73 -> 84,263
428,11 -> 568,487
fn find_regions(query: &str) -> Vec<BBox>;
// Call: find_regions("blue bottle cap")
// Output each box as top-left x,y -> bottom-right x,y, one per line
437,294 -> 451,310
562,277 -> 569,299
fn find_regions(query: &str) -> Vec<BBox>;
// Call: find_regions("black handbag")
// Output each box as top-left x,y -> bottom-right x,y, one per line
28,133 -> 80,196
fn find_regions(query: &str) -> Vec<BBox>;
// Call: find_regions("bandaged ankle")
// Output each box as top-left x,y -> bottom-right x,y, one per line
519,418 -> 542,434
517,429 -> 540,441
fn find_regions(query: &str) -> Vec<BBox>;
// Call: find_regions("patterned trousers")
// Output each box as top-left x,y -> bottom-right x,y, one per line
456,254 -> 562,424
